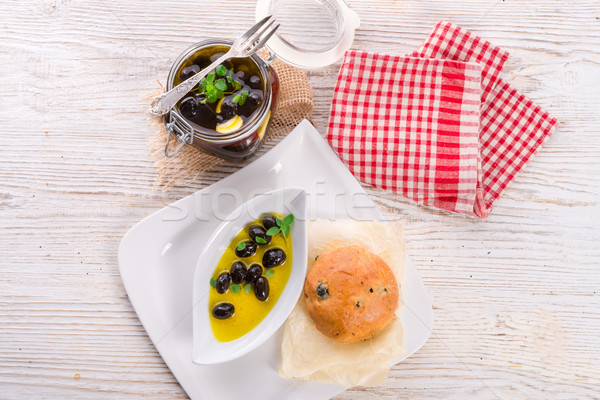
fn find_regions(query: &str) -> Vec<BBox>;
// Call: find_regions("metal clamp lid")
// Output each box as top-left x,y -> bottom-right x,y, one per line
163,112 -> 194,158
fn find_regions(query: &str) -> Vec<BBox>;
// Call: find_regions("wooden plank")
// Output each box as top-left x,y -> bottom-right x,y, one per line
1,0 -> 599,398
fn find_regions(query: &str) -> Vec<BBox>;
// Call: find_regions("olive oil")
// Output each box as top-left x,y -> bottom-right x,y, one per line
208,215 -> 292,342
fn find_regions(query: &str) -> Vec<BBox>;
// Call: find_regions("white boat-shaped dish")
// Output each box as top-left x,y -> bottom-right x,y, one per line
192,188 -> 307,365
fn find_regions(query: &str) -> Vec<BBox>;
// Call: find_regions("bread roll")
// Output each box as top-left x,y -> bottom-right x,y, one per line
304,245 -> 399,343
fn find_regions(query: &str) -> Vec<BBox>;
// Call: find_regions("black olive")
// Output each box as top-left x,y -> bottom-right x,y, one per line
220,98 -> 237,119
215,114 -> 224,124
179,96 -> 199,118
230,261 -> 247,284
180,64 -> 200,81
210,53 -> 232,69
245,264 -> 263,284
263,248 -> 286,268
316,282 -> 329,300
246,92 -> 262,107
193,55 -> 210,67
235,240 -> 256,257
210,53 -> 224,63
248,225 -> 271,245
215,272 -> 231,294
235,70 -> 246,80
262,215 -> 277,230
249,75 -> 261,89
212,302 -> 234,319
254,277 -> 269,301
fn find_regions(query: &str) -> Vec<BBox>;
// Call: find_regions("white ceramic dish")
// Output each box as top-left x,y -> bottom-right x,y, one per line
118,120 -> 433,400
192,188 -> 308,365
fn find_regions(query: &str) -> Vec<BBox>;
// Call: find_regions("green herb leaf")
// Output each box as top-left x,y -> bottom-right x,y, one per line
214,79 -> 227,92
230,284 -> 241,293
255,236 -> 267,244
266,226 -> 280,236
281,225 -> 290,237
210,278 -> 217,287
189,67 -> 237,109
275,217 -> 283,227
283,214 -> 294,226
238,89 -> 249,106
237,242 -> 246,251
244,284 -> 252,293
265,269 -> 275,278
216,65 -> 227,76
205,84 -> 217,103
232,94 -> 241,104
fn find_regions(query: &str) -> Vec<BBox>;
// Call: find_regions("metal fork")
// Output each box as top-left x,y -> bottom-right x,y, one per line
148,16 -> 280,116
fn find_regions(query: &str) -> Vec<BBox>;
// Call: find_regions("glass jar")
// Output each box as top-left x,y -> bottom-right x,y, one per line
163,39 -> 279,161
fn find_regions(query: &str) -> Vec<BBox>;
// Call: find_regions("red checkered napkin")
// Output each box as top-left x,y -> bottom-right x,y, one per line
412,21 -> 509,103
327,21 -> 559,218
328,52 -> 483,214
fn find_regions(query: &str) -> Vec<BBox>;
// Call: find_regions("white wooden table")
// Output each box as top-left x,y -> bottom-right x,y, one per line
1,0 -> 599,398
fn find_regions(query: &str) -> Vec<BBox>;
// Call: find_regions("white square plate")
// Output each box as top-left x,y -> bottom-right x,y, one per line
118,120 -> 433,400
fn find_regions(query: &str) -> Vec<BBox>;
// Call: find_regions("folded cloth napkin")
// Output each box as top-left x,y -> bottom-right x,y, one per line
327,21 -> 559,219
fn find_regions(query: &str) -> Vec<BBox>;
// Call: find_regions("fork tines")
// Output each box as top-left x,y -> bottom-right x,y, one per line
239,15 -> 279,54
